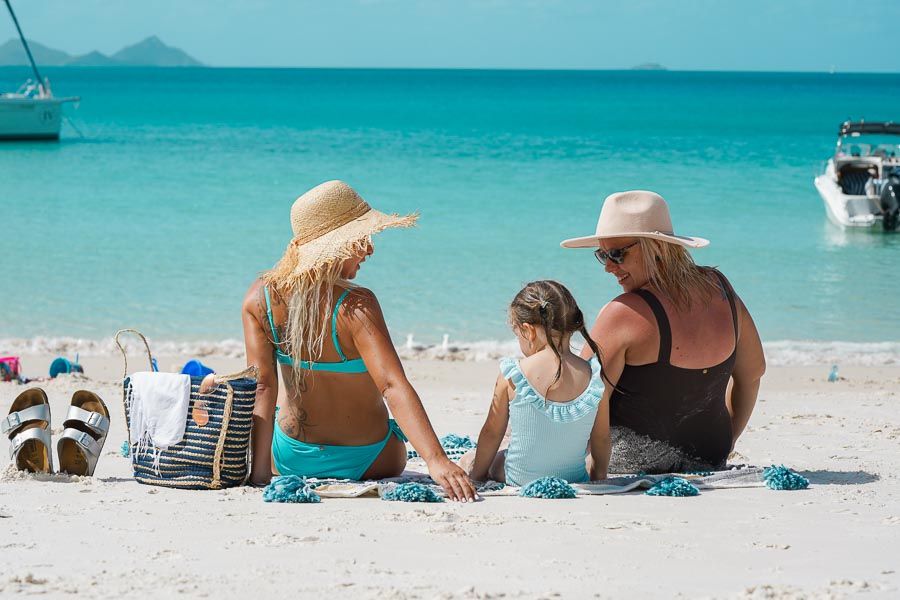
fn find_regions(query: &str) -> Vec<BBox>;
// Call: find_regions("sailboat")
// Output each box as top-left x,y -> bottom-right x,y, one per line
0,0 -> 78,140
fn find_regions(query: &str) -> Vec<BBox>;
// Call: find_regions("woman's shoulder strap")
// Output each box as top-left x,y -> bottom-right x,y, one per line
262,285 -> 281,344
632,288 -> 671,363
331,288 -> 355,360
709,269 -> 738,339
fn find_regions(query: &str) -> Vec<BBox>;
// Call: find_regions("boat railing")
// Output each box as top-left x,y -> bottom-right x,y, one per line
13,78 -> 49,98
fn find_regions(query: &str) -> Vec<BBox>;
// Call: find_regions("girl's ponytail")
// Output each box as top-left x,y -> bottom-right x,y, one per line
539,300 -> 564,396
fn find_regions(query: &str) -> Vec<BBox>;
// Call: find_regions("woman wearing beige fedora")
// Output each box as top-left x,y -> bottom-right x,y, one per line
561,191 -> 766,474
242,180 -> 475,501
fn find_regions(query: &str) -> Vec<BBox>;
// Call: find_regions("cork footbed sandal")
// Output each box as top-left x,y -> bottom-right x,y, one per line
57,391 -> 110,476
2,388 -> 53,473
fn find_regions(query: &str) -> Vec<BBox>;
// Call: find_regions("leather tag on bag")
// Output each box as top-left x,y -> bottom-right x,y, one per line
192,400 -> 210,427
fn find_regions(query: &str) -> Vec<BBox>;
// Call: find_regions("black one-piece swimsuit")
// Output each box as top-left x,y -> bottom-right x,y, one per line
609,271 -> 737,469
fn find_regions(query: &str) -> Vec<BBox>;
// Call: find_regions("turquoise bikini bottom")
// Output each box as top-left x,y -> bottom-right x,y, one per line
272,409 -> 407,480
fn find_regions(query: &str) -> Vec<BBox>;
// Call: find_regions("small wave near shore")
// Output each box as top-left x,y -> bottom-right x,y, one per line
1,336 -> 899,366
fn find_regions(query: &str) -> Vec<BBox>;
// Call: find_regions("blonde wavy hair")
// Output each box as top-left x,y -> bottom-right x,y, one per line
638,238 -> 720,311
261,235 -> 372,394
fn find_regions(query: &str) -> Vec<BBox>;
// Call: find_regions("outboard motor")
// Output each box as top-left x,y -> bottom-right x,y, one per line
880,172 -> 900,232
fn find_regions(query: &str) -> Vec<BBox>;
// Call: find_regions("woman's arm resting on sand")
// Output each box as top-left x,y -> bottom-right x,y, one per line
582,300 -> 632,481
729,297 -> 766,446
348,289 -> 476,502
242,282 -> 278,486
469,373 -> 511,482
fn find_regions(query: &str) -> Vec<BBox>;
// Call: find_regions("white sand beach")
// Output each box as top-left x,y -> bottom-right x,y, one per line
2,354 -> 899,599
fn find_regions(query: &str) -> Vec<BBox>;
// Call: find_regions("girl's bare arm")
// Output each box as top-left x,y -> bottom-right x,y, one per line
469,373 -> 512,482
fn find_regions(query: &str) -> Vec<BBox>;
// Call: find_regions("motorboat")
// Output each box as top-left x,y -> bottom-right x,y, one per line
814,121 -> 900,231
0,0 -> 78,140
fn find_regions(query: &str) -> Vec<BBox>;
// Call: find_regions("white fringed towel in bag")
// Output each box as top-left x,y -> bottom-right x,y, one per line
129,372 -> 192,468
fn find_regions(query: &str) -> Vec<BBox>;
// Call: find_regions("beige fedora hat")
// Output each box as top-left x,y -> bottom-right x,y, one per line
560,190 -> 709,249
269,180 -> 417,280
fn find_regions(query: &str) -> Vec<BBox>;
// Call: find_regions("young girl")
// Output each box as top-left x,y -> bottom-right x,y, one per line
468,280 -> 610,485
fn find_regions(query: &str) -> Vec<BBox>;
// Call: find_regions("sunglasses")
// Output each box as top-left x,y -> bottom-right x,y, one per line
594,241 -> 639,265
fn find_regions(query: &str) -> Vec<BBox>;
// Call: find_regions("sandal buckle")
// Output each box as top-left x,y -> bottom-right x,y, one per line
87,413 -> 102,427
2,413 -> 21,432
77,431 -> 92,447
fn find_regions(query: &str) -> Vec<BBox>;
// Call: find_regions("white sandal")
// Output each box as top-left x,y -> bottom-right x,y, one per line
57,391 -> 110,476
2,388 -> 53,473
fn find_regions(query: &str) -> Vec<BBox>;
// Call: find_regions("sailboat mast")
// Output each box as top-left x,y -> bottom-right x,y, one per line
3,0 -> 46,94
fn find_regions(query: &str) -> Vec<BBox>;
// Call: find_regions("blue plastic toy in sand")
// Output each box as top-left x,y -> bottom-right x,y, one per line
181,359 -> 214,378
49,355 -> 84,378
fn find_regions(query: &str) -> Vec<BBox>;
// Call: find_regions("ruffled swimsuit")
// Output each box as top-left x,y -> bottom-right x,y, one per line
500,357 -> 604,487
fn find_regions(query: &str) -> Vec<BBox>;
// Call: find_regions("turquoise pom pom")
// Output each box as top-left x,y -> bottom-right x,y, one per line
408,432 -> 477,459
262,475 -> 322,503
382,482 -> 444,502
519,476 -> 577,499
119,441 -> 130,457
645,476 -> 700,497
763,465 -> 809,490
439,433 -> 476,449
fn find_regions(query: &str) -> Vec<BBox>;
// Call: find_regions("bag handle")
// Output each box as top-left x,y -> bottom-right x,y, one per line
114,328 -> 154,379
206,365 -> 259,489
211,365 -> 259,386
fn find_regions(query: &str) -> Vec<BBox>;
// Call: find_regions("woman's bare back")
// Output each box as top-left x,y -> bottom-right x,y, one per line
619,273 -> 737,369
259,282 -> 392,446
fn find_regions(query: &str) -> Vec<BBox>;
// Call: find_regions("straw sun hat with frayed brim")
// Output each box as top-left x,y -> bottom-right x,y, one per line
560,190 -> 709,249
273,180 -> 417,277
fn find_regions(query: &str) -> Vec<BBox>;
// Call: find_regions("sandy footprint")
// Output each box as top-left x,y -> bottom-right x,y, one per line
243,533 -> 320,547
750,541 -> 791,550
602,520 -> 661,531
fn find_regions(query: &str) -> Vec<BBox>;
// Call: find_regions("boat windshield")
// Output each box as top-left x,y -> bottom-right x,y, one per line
837,135 -> 900,159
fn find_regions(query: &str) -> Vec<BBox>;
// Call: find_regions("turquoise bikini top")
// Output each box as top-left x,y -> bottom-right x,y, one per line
263,286 -> 368,374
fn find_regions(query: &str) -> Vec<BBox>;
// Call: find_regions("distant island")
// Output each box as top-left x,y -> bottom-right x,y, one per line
0,36 -> 202,67
631,63 -> 668,71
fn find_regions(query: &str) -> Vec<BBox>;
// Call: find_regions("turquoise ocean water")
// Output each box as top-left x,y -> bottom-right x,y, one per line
2,68 -> 899,361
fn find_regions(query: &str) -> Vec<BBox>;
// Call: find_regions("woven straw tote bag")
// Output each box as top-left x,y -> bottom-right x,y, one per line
115,329 -> 258,490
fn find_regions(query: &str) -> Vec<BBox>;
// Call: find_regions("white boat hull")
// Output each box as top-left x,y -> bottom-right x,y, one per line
814,175 -> 880,228
0,96 -> 65,140
814,158 -> 885,229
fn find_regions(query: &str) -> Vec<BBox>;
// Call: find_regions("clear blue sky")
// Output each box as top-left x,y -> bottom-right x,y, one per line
5,0 -> 899,71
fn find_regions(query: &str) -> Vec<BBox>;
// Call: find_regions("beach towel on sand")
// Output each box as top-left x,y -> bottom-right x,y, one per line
288,466 -> 771,500
261,434 -> 784,500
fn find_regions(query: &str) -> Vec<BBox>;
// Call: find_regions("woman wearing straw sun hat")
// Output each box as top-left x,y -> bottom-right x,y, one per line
242,180 -> 475,501
561,191 -> 765,474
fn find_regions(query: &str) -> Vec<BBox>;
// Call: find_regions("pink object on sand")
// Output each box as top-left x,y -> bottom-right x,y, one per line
0,356 -> 21,381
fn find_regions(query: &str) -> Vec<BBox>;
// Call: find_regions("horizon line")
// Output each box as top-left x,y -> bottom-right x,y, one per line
1,64 -> 899,75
